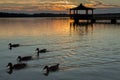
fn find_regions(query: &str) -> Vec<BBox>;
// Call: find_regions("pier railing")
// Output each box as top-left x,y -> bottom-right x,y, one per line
70,13 -> 120,23
93,14 -> 120,20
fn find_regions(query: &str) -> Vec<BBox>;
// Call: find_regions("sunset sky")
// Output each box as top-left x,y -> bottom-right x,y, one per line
0,0 -> 120,13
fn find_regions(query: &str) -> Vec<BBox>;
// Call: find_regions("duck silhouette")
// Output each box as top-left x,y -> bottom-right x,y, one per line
35,48 -> 47,56
43,63 -> 59,76
9,43 -> 20,50
7,62 -> 27,74
17,56 -> 33,62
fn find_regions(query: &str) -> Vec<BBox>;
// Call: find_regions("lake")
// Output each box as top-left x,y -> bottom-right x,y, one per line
0,17 -> 120,80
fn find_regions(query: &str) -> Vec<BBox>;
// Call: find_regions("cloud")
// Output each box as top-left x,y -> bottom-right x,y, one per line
85,0 -> 120,8
0,0 -> 76,12
1,0 -> 119,13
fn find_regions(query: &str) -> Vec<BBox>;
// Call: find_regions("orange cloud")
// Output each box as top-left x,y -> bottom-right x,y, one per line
85,0 -> 120,8
0,0 -> 76,12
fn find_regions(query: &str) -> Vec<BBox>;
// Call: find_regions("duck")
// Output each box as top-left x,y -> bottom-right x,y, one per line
43,63 -> 59,75
36,48 -> 47,53
17,56 -> 32,62
35,48 -> 47,56
9,43 -> 20,50
7,62 -> 27,74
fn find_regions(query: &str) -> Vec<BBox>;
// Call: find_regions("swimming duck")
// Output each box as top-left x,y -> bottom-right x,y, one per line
43,63 -> 59,75
35,48 -> 47,56
36,48 -> 47,53
9,43 -> 20,50
17,56 -> 32,62
7,62 -> 27,74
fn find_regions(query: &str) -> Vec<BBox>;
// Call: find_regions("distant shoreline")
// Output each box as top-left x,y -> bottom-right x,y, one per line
0,12 -> 69,18
0,12 -> 120,18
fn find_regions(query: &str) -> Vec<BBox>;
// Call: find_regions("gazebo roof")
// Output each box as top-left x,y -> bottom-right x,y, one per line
70,3 -> 94,10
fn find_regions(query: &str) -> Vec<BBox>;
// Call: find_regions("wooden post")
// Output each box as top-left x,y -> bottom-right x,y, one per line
92,10 -> 93,15
91,19 -> 96,23
86,10 -> 88,15
76,10 -> 78,14
74,10 -> 75,14
69,10 -> 71,14
111,19 -> 117,24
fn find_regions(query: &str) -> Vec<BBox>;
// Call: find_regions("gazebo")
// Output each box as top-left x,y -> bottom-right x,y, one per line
69,3 -> 95,23
69,3 -> 94,15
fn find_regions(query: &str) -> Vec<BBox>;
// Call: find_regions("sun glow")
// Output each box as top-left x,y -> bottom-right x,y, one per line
0,18 -> 70,37
0,0 -> 119,13
0,0 -> 76,12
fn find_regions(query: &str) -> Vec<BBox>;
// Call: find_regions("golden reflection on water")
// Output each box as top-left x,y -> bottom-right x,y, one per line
0,18 -> 95,38
0,18 -> 70,37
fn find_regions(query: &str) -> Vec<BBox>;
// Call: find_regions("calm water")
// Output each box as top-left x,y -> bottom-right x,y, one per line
0,18 -> 120,80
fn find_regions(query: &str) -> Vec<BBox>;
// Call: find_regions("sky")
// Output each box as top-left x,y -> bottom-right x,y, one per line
0,0 -> 120,13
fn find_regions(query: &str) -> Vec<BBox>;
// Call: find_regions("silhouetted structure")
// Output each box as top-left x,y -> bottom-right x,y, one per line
69,3 -> 120,24
69,3 -> 94,23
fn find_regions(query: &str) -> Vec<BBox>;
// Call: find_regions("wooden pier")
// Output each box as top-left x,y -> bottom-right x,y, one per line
92,14 -> 120,24
70,14 -> 120,24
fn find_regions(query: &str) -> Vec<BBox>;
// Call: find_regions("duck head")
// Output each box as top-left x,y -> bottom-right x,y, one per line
43,66 -> 48,70
8,43 -> 12,46
6,63 -> 13,74
35,48 -> 39,56
36,48 -> 39,52
7,62 -> 13,71
43,66 -> 49,76
56,63 -> 59,66
8,43 -> 12,50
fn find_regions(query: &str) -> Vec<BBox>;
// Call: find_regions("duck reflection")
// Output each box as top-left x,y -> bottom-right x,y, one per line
7,69 -> 13,74
70,21 -> 94,35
